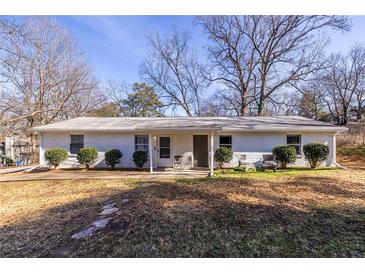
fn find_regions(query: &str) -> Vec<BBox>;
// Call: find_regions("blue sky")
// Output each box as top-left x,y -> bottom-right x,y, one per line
54,16 -> 365,86
55,16 -> 206,85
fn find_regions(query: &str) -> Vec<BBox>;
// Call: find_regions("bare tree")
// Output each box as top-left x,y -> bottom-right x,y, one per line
351,46 -> 365,120
242,16 -> 350,115
62,84 -> 105,119
0,16 -> 100,162
320,46 -> 365,125
197,16 -> 351,116
141,28 -> 208,116
201,92 -> 240,116
0,17 -> 25,138
290,82 -> 329,121
196,16 -> 258,116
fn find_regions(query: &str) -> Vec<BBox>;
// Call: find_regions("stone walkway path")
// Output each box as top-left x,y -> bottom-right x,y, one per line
51,197 -> 132,256
71,200 -> 127,239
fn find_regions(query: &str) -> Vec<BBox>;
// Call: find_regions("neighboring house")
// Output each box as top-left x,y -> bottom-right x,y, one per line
30,116 -> 347,174
0,141 -> 5,164
1,137 -> 15,165
349,106 -> 365,122
0,136 -> 33,166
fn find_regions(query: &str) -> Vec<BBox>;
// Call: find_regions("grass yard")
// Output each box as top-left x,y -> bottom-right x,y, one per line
1,168 -> 365,257
337,145 -> 365,170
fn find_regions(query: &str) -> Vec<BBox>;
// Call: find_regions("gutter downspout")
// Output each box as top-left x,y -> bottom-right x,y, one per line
332,132 -> 346,169
209,131 -> 214,176
39,133 -> 43,166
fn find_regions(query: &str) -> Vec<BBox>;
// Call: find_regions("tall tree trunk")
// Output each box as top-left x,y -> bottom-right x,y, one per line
240,88 -> 248,116
342,105 -> 348,125
257,73 -> 266,116
357,102 -> 363,121
257,91 -> 265,116
257,100 -> 265,116
29,133 -> 39,164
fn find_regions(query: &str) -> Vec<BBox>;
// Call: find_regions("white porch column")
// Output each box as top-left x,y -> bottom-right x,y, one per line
39,133 -> 44,165
332,133 -> 337,165
210,131 -> 214,176
148,133 -> 153,173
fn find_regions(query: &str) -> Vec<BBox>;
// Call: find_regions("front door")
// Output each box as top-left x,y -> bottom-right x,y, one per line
157,135 -> 172,167
193,135 -> 208,167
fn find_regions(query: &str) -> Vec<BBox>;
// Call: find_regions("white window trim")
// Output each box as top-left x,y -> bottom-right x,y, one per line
219,135 -> 233,149
287,134 -> 302,156
135,135 -> 149,153
70,134 -> 84,156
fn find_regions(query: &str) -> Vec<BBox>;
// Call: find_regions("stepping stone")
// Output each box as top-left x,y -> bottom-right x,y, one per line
121,199 -> 129,204
93,217 -> 112,228
100,207 -> 119,215
52,247 -> 73,257
102,202 -> 117,210
71,226 -> 98,239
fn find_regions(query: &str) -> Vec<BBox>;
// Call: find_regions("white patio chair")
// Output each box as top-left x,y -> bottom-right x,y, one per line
174,155 -> 183,169
236,154 -> 256,172
261,154 -> 278,172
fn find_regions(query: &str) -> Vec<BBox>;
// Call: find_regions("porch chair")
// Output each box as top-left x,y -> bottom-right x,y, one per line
261,154 -> 278,172
174,155 -> 183,169
236,154 -> 256,172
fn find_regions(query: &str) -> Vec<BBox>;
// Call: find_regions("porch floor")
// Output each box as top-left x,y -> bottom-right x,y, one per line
0,168 -> 210,182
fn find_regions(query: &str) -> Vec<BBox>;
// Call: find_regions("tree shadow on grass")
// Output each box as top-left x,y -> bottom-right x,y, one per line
1,179 -> 364,258
281,175 -> 365,200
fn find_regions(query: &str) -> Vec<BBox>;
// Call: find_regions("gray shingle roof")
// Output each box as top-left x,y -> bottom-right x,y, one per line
30,116 -> 347,133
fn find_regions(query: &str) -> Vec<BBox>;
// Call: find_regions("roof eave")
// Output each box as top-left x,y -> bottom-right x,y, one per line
30,127 -> 223,133
30,126 -> 348,133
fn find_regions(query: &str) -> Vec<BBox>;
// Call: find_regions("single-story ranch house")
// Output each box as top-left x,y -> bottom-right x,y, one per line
31,116 -> 347,174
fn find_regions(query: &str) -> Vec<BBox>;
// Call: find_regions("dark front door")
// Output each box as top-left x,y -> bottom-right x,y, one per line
193,135 -> 208,167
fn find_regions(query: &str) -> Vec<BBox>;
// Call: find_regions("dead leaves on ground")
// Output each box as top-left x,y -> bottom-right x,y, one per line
1,169 -> 365,257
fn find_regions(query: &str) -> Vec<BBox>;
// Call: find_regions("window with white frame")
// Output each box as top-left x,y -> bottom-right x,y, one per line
70,135 -> 84,154
219,135 -> 232,148
135,135 -> 149,153
287,134 -> 302,155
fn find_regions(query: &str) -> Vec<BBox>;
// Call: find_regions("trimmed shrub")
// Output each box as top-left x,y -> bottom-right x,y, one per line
214,147 -> 233,169
44,147 -> 68,168
303,143 -> 329,169
133,151 -> 148,168
5,157 -> 14,166
77,147 -> 98,169
272,145 -> 297,169
105,149 -> 123,170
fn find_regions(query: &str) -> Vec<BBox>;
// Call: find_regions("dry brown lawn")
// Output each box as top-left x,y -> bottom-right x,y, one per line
338,155 -> 365,170
0,168 -> 364,257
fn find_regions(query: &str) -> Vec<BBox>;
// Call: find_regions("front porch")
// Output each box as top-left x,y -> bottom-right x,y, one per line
146,131 -> 215,175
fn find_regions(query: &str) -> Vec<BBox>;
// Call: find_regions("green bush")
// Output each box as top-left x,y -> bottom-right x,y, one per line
272,145 -> 297,169
105,149 -> 123,170
5,157 -> 14,166
132,151 -> 149,168
303,143 -> 329,169
214,147 -> 233,169
77,147 -> 98,169
44,147 -> 68,168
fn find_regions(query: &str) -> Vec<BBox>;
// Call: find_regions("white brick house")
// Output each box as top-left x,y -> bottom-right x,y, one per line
30,116 -> 347,174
